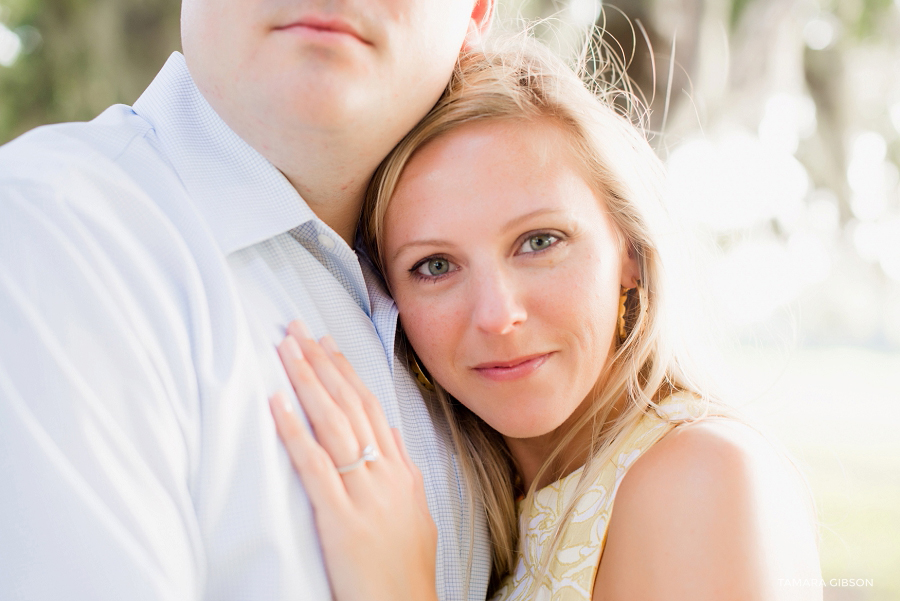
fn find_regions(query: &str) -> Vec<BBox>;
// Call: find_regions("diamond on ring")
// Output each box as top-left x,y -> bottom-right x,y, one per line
335,444 -> 380,474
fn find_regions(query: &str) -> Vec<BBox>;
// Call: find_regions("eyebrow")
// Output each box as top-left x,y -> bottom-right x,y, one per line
390,207 -> 565,262
503,207 -> 563,231
391,238 -> 453,261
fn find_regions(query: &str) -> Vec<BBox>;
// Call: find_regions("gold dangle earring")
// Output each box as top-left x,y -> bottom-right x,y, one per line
618,281 -> 645,343
410,354 -> 435,391
617,286 -> 630,342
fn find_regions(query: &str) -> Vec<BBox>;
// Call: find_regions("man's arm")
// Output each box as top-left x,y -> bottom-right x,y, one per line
0,174 -> 205,599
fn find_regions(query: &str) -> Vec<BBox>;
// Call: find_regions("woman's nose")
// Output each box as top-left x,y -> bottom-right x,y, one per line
470,271 -> 527,335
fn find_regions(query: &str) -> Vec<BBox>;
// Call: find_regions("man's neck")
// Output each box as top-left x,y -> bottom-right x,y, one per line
268,127 -> 382,245
283,163 -> 369,246
213,105 -> 395,246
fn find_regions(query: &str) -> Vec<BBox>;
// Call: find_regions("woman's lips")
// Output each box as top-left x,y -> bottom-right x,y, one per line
472,353 -> 553,382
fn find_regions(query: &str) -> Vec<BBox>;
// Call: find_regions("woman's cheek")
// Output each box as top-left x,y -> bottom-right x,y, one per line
400,300 -> 456,373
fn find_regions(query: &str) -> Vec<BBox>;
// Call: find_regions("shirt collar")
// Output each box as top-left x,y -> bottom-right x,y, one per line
132,52 -> 315,255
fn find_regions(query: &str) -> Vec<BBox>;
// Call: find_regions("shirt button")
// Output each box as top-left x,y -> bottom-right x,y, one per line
317,233 -> 336,250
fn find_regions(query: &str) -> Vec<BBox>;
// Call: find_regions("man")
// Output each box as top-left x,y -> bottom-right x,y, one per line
0,0 -> 493,599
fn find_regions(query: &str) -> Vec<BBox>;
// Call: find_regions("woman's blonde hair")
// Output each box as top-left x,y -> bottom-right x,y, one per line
362,34 -> 722,594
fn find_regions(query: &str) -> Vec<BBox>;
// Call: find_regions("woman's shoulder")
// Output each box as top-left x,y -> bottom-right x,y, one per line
593,417 -> 823,601
626,417 -> 779,492
611,418 -> 800,536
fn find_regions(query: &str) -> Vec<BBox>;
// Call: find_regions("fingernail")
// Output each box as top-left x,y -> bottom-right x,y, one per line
279,335 -> 302,358
320,335 -> 339,354
271,393 -> 293,414
292,320 -> 313,340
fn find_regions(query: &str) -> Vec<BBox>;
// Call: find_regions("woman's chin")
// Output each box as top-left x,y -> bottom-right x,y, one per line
447,389 -> 575,440
488,415 -> 569,441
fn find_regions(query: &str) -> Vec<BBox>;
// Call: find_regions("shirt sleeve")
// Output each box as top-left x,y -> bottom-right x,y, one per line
0,170 -> 205,599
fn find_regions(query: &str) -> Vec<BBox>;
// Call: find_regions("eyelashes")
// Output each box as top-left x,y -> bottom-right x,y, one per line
410,257 -> 458,281
518,232 -> 560,254
407,230 -> 566,283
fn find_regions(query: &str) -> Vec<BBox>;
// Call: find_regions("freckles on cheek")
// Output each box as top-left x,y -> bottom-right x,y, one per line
404,302 -> 469,382
400,305 -> 448,359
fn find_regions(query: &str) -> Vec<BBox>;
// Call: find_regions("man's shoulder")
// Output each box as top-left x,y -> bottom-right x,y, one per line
0,104 -> 161,190
0,105 -> 201,246
0,106 -> 220,314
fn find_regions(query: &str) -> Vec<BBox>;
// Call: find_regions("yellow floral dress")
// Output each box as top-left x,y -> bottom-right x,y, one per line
491,394 -> 700,601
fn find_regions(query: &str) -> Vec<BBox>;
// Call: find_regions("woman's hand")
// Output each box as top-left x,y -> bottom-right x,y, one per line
270,321 -> 439,601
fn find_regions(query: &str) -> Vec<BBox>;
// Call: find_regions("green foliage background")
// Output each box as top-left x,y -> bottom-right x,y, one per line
0,0 -> 179,140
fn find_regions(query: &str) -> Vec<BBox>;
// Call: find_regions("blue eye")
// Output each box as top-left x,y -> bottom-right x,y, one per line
413,257 -> 457,279
519,233 -> 559,254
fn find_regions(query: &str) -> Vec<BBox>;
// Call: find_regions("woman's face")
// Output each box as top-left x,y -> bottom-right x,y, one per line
383,119 -> 638,439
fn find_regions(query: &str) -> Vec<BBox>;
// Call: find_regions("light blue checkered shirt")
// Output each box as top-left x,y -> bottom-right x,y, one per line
0,52 -> 490,601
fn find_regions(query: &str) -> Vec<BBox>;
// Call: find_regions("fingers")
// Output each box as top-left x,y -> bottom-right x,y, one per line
277,334 -> 364,469
392,428 -> 416,474
285,322 -> 386,460
269,392 -> 349,512
314,334 -> 399,463
392,428 -> 431,519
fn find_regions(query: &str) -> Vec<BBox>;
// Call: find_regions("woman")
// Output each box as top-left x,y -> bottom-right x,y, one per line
269,38 -> 823,601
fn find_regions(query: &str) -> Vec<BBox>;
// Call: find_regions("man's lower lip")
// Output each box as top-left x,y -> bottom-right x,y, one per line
276,24 -> 366,44
473,354 -> 552,382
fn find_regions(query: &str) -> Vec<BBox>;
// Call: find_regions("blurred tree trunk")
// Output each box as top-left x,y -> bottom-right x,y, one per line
595,0 -> 703,136
0,0 -> 180,143
512,0 -> 704,138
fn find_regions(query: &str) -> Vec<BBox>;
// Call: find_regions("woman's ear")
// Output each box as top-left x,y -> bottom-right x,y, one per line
620,243 -> 641,289
462,0 -> 495,50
